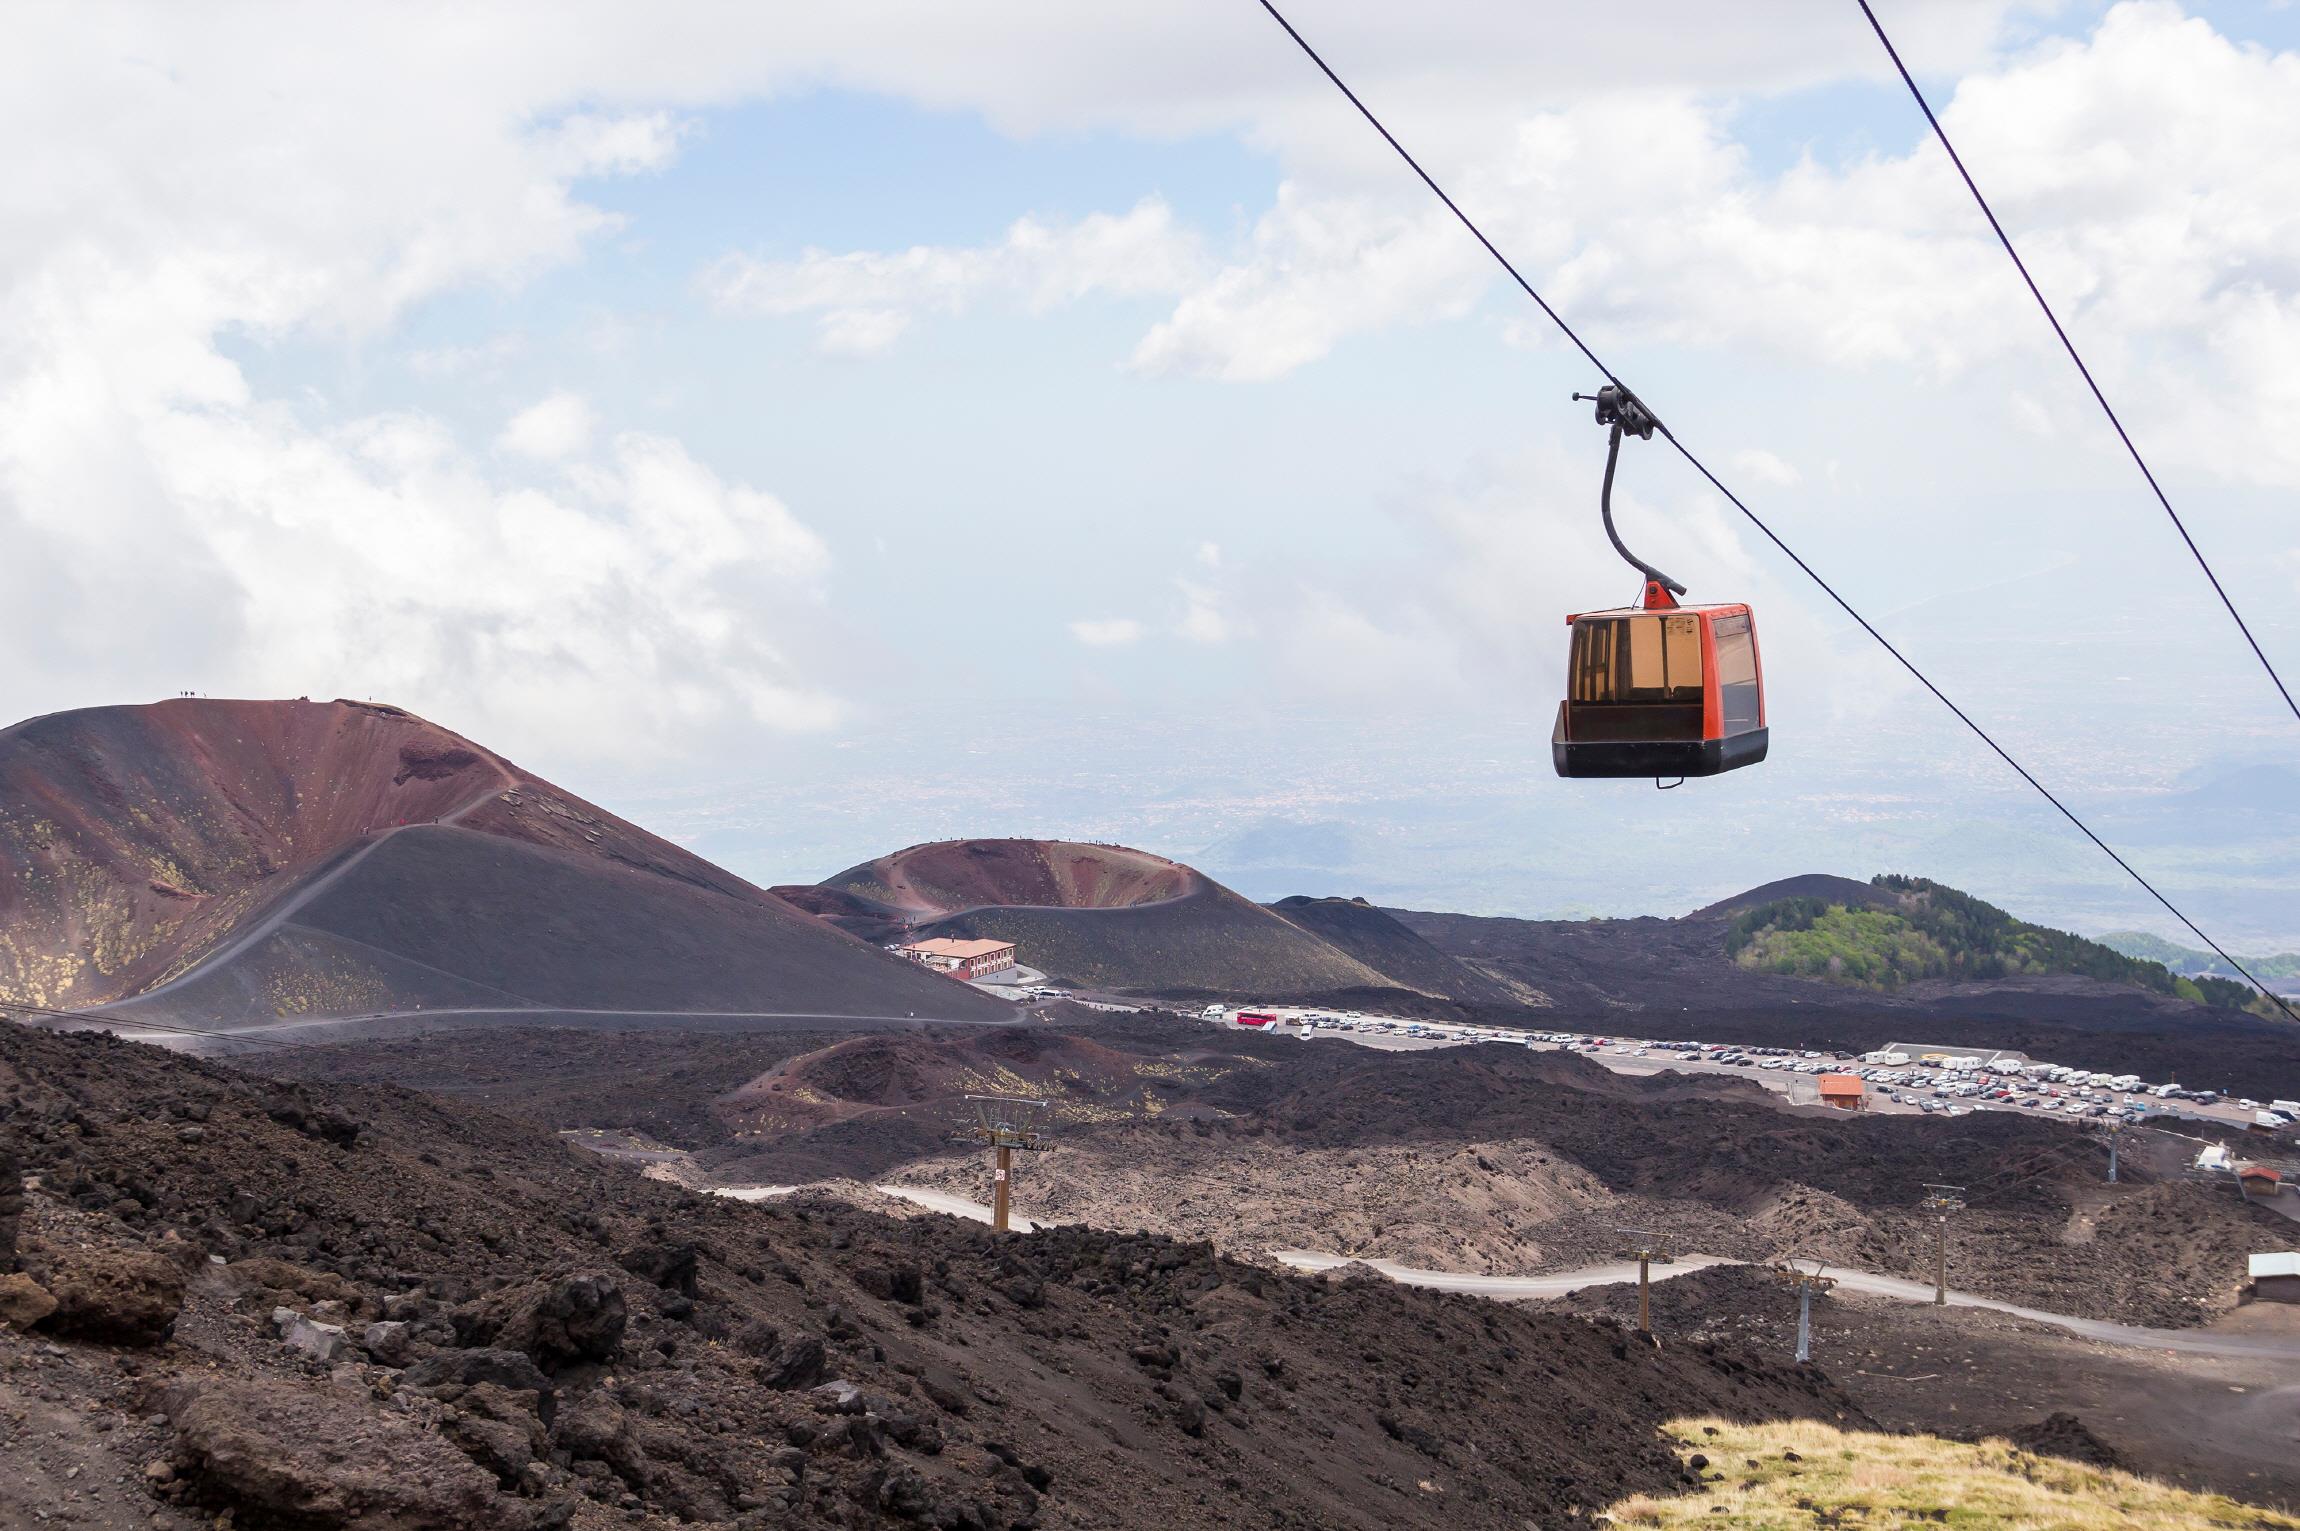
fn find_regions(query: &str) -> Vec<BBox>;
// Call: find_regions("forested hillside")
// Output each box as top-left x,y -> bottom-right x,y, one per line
1726,876 -> 2263,1010
2102,930 -> 2300,989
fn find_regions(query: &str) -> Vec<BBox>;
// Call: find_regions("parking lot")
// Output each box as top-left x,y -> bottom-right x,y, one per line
1199,1004 -> 2297,1140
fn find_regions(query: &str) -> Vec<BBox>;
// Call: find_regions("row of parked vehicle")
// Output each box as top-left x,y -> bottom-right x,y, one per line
1200,1009 -> 2291,1132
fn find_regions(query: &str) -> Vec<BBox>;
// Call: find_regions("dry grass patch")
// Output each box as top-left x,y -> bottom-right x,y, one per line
1607,1416 -> 2300,1530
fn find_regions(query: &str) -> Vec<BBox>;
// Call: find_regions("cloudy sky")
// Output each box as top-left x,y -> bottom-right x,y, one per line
5,2 -> 2297,943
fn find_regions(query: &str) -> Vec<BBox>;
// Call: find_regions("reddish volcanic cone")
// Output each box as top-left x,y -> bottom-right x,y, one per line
0,699 -> 513,1008
0,697 -> 1008,1034
808,838 -> 1397,996
830,838 -> 1201,918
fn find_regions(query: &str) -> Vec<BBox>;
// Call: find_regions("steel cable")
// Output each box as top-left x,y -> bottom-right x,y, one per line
1252,0 -> 2296,1021
1854,0 -> 2298,726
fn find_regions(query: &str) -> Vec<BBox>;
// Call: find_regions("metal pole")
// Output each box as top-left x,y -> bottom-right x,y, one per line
1775,1260 -> 1833,1364
993,1144 -> 1013,1232
1919,1184 -> 1963,1307
1637,1251 -> 1652,1335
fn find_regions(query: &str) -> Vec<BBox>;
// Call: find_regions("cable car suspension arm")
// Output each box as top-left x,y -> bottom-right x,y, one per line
1574,385 -> 1685,597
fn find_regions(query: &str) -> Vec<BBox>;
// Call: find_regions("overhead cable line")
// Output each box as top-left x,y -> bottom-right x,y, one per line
1854,0 -> 2299,726
1251,0 -> 2298,1023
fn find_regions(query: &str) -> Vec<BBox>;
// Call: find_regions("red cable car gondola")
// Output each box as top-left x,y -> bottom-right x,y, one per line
1552,385 -> 1768,782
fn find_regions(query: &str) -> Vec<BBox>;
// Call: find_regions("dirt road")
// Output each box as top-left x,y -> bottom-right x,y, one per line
1269,1249 -> 2300,1360
866,1182 -> 2299,1357
93,1005 -> 1024,1054
1270,1249 -> 1732,1297
876,1183 -> 1055,1232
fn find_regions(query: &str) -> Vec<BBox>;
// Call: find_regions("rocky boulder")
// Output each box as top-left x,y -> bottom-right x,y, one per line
39,1245 -> 183,1345
276,1309 -> 350,1364
362,1319 -> 413,1364
263,1093 -> 362,1147
454,1272 -> 626,1371
441,1381 -> 552,1489
0,1271 -> 57,1330
614,1239 -> 698,1298
759,1331 -> 827,1390
403,1347 -> 556,1424
231,1255 -> 369,1312
166,1377 -> 535,1530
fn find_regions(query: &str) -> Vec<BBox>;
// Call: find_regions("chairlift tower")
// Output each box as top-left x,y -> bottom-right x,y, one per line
1919,1184 -> 1966,1306
964,1094 -> 1051,1232
1772,1257 -> 1836,1363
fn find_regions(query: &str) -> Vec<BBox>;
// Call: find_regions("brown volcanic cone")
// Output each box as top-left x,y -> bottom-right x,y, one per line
0,698 -> 513,1007
0,697 -> 1006,1033
830,838 -> 1197,916
808,838 -> 1397,995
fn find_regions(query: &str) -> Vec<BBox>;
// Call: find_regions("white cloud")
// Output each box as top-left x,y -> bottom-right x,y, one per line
2008,392 -> 2056,438
542,111 -> 687,178
136,406 -> 840,747
701,198 -> 1205,356
496,391 -> 598,461
1174,579 -> 1233,644
1730,448 -> 1801,489
1267,588 -> 1469,706
1069,617 -> 1145,647
5,0 -> 2286,770
662,2 -> 2300,431
407,334 -> 526,377
1132,184 -> 1489,380
0,8 -> 866,754
1194,541 -> 1222,568
813,308 -> 910,359
1113,3 -> 2300,494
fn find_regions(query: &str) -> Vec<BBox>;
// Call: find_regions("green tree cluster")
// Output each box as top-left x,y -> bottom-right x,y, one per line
1724,875 -> 2264,1011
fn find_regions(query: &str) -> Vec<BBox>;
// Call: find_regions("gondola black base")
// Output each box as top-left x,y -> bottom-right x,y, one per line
1551,726 -> 1769,780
